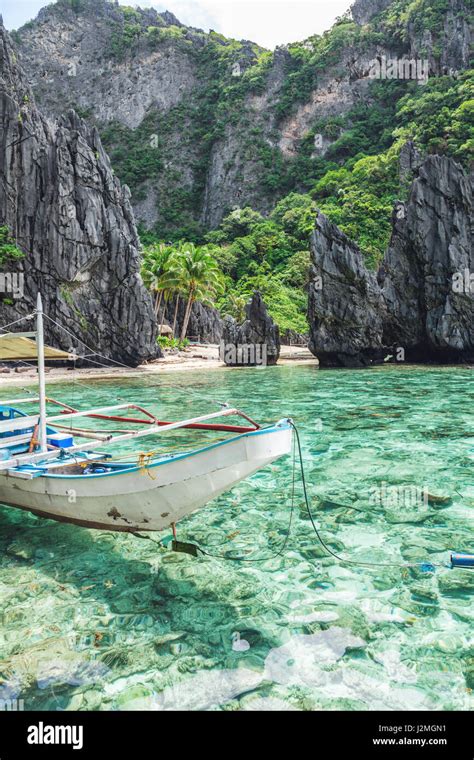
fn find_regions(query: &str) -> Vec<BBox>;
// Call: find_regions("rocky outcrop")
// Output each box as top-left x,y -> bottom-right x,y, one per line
381,156 -> 473,361
13,0 -> 471,231
13,0 -> 261,231
308,154 -> 474,367
438,0 -> 472,74
308,214 -> 387,367
222,292 -> 280,366
351,0 -> 393,26
163,298 -> 223,343
398,140 -> 423,188
281,328 -> 308,346
0,22 -> 159,365
352,0 -> 471,75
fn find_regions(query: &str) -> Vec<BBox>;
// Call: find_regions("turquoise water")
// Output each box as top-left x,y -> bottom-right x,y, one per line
0,365 -> 473,711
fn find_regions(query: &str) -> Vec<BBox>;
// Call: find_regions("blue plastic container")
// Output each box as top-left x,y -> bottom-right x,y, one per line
47,433 -> 74,449
451,552 -> 474,569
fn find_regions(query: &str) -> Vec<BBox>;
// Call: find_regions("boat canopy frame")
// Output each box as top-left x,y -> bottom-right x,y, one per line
0,294 -> 261,474
0,404 -> 262,472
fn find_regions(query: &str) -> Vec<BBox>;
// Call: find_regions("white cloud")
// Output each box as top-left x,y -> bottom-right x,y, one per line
147,0 -> 351,48
2,0 -> 352,47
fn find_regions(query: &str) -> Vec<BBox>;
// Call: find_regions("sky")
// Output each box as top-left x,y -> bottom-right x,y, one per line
1,0 -> 351,49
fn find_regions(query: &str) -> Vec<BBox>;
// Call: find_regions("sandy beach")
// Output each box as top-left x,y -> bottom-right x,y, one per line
0,344 -> 318,387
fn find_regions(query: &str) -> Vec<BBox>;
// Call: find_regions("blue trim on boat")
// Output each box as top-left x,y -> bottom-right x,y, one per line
33,418 -> 292,480
0,406 -> 59,456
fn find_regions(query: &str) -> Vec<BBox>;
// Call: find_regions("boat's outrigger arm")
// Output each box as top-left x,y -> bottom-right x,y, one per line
0,406 -> 258,472
0,293 -> 262,474
54,401 -> 260,434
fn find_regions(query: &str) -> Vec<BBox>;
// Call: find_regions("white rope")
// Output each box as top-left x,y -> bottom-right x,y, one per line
42,313 -> 145,371
1,310 -> 230,410
42,312 -> 233,408
0,313 -> 35,333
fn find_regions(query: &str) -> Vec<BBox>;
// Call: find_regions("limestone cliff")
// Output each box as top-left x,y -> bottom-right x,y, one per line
308,153 -> 474,366
222,292 -> 280,366
0,22 -> 158,365
13,0 -> 471,232
307,214 -> 387,367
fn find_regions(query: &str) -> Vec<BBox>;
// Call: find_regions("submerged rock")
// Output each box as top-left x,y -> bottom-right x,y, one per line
438,570 -> 474,596
264,627 -> 366,686
152,667 -> 264,711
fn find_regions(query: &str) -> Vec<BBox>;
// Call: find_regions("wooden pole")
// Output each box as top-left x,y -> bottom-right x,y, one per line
36,293 -> 48,453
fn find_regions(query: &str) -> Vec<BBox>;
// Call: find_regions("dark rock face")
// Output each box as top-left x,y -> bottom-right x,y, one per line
398,141 -> 423,188
0,24 -> 159,366
352,0 -> 471,75
222,292 -> 280,366
308,214 -> 387,367
382,156 -> 473,361
281,328 -> 308,346
438,0 -> 472,74
164,298 -> 223,343
308,154 -> 474,367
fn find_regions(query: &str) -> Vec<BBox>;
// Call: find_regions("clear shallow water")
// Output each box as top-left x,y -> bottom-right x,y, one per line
0,365 -> 473,711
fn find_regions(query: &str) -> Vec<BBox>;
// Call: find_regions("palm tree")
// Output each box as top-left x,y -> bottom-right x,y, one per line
141,243 -> 173,321
171,287 -> 183,338
175,244 -> 223,341
158,251 -> 187,337
143,242 -> 223,341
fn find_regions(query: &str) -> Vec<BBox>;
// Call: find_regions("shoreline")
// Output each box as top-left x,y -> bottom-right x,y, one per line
1,345 -> 470,389
0,344 -> 319,387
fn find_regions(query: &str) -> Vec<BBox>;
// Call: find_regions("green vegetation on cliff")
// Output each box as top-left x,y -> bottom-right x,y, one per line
139,58 -> 471,331
50,0 -> 471,334
0,227 -> 24,266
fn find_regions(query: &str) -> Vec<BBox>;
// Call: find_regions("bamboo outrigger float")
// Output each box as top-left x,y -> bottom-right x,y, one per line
0,295 -> 292,532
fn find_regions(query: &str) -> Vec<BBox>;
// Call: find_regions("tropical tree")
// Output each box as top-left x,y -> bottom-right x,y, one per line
142,242 -> 224,340
157,248 -> 188,337
141,242 -> 173,319
174,244 -> 223,341
220,292 -> 247,322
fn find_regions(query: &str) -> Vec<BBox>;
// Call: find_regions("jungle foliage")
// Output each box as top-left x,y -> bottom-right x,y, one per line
95,0 -> 472,333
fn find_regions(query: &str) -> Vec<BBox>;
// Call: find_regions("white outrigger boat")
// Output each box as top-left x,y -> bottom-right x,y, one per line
0,295 -> 292,532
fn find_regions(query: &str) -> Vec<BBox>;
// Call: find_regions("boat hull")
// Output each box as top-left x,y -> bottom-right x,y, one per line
0,422 -> 292,532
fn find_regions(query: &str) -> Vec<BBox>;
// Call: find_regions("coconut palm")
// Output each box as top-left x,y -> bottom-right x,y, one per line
157,251 -> 187,337
171,244 -> 223,341
143,242 -> 223,341
141,243 -> 173,320
225,293 -> 247,323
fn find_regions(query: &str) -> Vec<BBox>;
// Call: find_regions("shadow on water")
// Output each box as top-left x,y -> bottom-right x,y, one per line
0,506 -> 281,710
0,504 -> 255,615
